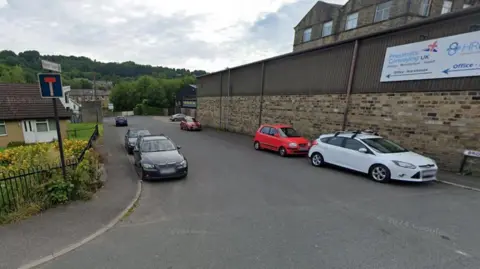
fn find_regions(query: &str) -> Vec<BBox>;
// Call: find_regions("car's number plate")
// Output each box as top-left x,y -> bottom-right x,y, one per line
422,170 -> 436,177
299,147 -> 308,151
161,168 -> 176,174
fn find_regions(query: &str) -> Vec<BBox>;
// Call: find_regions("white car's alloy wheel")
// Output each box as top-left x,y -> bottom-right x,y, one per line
311,153 -> 323,167
371,165 -> 390,182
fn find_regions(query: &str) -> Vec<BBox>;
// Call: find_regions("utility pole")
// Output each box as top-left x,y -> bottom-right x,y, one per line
93,72 -> 99,123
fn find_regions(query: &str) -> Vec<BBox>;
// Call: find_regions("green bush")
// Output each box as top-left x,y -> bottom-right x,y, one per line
137,104 -> 163,115
133,104 -> 143,115
7,141 -> 25,148
0,149 -> 103,224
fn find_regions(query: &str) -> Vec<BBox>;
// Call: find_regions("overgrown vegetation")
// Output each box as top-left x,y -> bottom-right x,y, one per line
0,139 -> 103,224
0,50 -> 206,86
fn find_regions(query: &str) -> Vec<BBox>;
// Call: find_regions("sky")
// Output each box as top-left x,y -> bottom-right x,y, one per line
0,0 -> 346,72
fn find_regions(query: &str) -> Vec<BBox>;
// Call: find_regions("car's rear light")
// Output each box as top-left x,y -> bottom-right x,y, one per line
312,140 -> 318,146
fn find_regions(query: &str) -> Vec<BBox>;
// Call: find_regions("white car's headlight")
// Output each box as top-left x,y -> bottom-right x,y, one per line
288,143 -> 298,148
142,163 -> 155,169
392,161 -> 416,169
177,160 -> 187,168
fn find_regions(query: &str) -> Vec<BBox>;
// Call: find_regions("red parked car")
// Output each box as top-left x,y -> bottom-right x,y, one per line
253,124 -> 311,157
180,116 -> 202,131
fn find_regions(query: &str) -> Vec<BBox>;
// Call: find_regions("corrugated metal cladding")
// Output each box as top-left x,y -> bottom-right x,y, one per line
197,73 -> 221,97
198,9 -> 480,97
264,43 -> 354,95
353,13 -> 480,93
229,63 -> 263,96
221,71 -> 229,96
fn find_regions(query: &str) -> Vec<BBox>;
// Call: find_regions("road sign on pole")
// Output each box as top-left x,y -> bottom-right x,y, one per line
39,59 -> 67,180
38,73 -> 63,98
41,59 -> 62,73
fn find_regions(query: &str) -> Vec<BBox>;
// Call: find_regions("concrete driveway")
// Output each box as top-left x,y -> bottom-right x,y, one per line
38,116 -> 480,269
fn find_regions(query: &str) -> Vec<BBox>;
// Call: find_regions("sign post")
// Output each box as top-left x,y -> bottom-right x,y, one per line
38,65 -> 67,180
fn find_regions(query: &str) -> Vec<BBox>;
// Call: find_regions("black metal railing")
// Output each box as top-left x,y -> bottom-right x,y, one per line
0,125 -> 99,213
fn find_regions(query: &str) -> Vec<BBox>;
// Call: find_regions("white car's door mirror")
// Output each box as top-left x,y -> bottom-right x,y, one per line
358,148 -> 368,153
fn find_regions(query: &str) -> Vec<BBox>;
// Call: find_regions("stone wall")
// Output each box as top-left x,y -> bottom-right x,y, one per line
346,91 -> 480,172
197,91 -> 480,174
197,97 -> 221,129
80,101 -> 103,123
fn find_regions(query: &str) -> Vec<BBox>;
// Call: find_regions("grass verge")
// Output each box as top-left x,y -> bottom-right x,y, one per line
67,123 -> 104,140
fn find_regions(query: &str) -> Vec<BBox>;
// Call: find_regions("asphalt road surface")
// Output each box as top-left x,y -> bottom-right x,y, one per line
38,116 -> 480,269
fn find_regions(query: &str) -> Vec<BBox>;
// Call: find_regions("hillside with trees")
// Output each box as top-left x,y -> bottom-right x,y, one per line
0,50 -> 207,87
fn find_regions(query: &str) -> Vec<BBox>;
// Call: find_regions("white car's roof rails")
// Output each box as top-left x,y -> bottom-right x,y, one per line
333,129 -> 379,139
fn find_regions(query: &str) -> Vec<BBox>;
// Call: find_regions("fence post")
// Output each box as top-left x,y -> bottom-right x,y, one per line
342,40 -> 359,131
94,125 -> 99,140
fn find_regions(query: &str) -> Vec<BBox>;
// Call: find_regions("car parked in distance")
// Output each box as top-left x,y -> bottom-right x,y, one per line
170,113 -> 186,122
253,124 -> 311,157
133,135 -> 188,180
308,130 -> 438,183
124,128 -> 151,154
180,116 -> 202,131
115,116 -> 128,127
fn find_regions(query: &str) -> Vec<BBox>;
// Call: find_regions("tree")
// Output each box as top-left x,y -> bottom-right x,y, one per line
0,64 -> 26,83
110,75 -> 196,112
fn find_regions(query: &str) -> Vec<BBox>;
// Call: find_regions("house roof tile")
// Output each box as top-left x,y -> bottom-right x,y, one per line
0,83 -> 72,120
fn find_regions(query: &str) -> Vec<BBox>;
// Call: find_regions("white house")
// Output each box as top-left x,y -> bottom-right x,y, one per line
60,86 -> 82,115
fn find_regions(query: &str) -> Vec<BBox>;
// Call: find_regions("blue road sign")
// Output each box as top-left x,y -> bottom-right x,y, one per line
38,73 -> 63,98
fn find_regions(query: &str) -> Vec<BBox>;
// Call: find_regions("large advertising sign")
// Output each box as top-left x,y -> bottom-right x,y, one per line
380,31 -> 480,82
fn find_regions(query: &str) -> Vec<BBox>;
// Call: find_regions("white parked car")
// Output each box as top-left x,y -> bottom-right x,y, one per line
308,131 -> 438,183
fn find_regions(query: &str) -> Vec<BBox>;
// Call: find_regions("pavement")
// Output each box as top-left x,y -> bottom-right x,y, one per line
0,120 -> 139,269
25,116 -> 480,269
437,172 -> 480,191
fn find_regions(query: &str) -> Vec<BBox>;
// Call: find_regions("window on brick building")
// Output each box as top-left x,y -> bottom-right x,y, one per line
346,13 -> 358,30
322,21 -> 333,37
419,0 -> 431,16
374,1 -> 392,22
441,0 -> 452,14
303,28 -> 312,42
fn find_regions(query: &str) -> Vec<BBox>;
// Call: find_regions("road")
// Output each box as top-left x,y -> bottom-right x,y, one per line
38,116 -> 480,269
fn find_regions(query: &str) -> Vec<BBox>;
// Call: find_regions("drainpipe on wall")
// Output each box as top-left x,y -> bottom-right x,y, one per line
226,68 -> 231,131
258,61 -> 266,128
219,72 -> 223,129
405,0 -> 412,24
342,39 -> 359,131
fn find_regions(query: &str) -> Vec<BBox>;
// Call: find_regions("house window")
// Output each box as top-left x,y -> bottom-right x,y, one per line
303,28 -> 312,42
345,12 -> 359,30
419,0 -> 430,16
0,120 -> 6,136
441,0 -> 452,14
35,120 -> 57,132
322,20 -> 333,37
64,92 -> 69,104
36,120 -> 49,132
463,3 -> 471,8
374,1 -> 392,22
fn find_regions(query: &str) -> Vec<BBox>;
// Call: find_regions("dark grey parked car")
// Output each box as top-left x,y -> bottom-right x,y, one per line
170,113 -> 186,122
133,135 -> 188,180
124,128 -> 151,154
